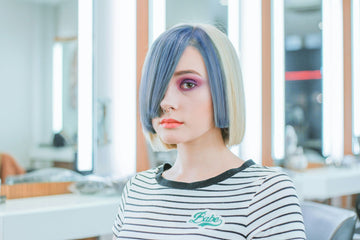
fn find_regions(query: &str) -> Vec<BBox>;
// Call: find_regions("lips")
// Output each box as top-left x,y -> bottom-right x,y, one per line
160,118 -> 183,129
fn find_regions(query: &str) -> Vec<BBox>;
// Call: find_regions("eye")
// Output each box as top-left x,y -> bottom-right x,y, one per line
180,80 -> 197,90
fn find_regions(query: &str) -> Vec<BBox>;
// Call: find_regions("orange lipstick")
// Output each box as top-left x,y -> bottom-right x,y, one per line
160,118 -> 184,129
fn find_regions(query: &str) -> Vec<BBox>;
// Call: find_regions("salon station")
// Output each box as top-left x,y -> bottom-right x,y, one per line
0,0 -> 360,239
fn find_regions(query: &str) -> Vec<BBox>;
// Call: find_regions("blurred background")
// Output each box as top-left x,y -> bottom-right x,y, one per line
0,0 -> 359,239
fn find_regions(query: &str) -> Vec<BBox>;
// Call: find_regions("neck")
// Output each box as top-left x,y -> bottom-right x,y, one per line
163,128 -> 243,182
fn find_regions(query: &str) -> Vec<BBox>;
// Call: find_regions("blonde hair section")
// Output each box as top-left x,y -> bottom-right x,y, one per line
198,24 -> 246,146
144,24 -> 245,151
145,129 -> 176,152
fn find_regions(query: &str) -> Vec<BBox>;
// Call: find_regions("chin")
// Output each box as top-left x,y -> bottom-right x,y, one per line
159,134 -> 183,145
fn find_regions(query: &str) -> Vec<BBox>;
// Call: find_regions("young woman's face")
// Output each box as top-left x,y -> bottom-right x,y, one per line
152,46 -> 215,145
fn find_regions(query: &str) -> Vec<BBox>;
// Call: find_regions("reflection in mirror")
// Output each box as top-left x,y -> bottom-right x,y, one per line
353,0 -> 360,154
281,0 -> 324,168
0,0 -> 80,183
52,39 -> 78,144
279,0 -> 345,168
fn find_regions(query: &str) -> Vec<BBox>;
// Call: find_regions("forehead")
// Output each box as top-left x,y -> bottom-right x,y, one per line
174,46 -> 208,78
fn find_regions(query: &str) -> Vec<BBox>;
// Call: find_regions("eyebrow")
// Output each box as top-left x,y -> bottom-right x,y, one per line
173,70 -> 202,77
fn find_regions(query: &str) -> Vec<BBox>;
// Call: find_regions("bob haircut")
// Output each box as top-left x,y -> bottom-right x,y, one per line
139,23 -> 245,151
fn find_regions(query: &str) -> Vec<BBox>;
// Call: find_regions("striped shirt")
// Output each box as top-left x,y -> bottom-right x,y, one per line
113,160 -> 306,239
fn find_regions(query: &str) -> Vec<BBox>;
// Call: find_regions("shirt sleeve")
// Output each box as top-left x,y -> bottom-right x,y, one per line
247,171 -> 306,240
112,178 -> 132,238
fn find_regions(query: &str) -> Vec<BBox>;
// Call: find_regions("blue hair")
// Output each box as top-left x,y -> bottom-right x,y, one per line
140,25 -> 229,134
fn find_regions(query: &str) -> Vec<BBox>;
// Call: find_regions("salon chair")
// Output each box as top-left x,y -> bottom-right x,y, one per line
355,194 -> 360,238
301,201 -> 357,240
356,194 -> 360,221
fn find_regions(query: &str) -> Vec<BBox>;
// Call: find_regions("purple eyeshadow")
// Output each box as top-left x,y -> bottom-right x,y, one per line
176,76 -> 203,91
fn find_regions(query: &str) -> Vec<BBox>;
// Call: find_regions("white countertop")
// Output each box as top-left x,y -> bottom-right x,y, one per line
289,165 -> 360,200
0,193 -> 121,240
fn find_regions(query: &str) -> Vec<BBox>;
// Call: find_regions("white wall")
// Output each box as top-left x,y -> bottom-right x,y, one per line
0,1 -> 52,168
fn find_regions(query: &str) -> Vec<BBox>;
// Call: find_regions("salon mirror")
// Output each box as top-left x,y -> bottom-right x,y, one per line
0,0 -> 84,183
281,0 -> 324,166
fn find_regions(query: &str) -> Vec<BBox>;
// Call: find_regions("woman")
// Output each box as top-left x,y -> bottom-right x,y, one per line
113,24 -> 306,240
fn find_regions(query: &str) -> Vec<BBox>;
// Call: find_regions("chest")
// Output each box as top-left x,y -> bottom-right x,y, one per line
119,185 -> 255,239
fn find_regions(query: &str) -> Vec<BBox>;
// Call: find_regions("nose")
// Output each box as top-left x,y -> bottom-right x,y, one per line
160,83 -> 178,113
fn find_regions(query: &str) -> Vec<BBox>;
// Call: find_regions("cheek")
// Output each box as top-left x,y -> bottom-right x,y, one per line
191,94 -> 214,125
152,118 -> 159,132
203,101 -> 215,125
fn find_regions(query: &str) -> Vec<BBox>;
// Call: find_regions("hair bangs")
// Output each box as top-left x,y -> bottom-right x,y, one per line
139,26 -> 193,133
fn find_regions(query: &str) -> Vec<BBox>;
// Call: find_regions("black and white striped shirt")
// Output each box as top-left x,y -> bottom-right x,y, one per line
113,160 -> 306,239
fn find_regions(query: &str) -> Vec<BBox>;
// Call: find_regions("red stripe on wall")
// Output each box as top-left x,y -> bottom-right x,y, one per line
285,70 -> 322,81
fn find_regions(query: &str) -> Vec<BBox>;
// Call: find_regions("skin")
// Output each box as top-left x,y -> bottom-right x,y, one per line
152,46 -> 244,183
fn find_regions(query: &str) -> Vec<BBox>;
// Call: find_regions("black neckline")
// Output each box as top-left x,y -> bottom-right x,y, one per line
155,159 -> 255,189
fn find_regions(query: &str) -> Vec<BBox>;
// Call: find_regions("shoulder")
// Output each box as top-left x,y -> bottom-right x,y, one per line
245,165 -> 305,238
238,163 -> 298,203
246,164 -> 300,210
135,165 -> 161,179
256,165 -> 295,191
236,162 -> 292,185
125,165 -> 163,189
247,168 -> 306,239
244,162 -> 292,178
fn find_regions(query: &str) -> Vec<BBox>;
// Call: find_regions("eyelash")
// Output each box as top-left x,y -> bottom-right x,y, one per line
179,79 -> 197,90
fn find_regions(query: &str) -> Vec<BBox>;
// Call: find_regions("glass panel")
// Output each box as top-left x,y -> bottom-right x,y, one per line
283,0 -> 324,168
